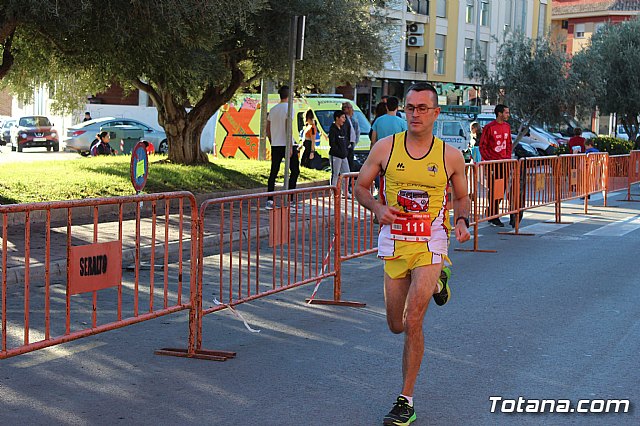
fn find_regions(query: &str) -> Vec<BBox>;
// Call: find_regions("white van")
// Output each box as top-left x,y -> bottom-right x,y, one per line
434,114 -> 471,161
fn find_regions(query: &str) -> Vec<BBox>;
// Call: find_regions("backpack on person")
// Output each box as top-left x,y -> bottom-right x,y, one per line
89,138 -> 100,156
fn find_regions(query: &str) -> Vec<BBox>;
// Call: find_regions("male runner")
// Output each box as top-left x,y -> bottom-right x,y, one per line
354,82 -> 471,425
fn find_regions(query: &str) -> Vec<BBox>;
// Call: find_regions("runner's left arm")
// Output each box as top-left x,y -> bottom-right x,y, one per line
446,146 -> 471,243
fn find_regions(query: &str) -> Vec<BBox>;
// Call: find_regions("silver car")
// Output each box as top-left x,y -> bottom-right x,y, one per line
1,119 -> 15,145
64,117 -> 168,156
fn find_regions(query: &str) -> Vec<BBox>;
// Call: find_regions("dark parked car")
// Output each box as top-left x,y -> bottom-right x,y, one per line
10,116 -> 59,152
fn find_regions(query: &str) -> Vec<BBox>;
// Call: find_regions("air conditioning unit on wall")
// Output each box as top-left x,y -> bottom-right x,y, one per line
407,35 -> 424,47
406,23 -> 425,35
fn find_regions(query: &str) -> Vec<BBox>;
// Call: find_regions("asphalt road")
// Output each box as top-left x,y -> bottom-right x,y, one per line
0,193 -> 639,425
0,144 -> 81,163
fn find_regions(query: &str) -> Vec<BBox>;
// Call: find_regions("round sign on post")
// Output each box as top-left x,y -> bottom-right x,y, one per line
130,141 -> 149,193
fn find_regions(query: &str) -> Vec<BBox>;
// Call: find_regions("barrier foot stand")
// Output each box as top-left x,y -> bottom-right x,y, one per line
454,223 -> 497,253
455,248 -> 497,253
155,347 -> 236,361
305,299 -> 366,308
497,231 -> 534,236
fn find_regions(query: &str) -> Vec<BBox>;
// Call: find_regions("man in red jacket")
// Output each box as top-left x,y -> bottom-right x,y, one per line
479,104 -> 512,227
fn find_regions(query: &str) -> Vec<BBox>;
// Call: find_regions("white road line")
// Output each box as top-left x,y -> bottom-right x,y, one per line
517,216 -> 589,235
585,215 -> 640,237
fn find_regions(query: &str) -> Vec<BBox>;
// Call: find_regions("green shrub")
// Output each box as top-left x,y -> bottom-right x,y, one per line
556,136 -> 633,155
589,136 -> 634,155
557,144 -> 570,155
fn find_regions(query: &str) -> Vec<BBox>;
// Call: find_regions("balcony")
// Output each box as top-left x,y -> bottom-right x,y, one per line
407,0 -> 429,16
405,52 -> 428,74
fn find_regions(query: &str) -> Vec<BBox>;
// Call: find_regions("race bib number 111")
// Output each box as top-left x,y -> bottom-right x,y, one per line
390,213 -> 431,242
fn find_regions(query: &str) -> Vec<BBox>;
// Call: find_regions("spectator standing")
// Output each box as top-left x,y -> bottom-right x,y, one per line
83,112 -> 92,122
300,109 -> 317,168
479,104 -> 512,227
370,96 -> 407,146
328,110 -> 350,187
369,101 -> 388,144
265,86 -> 299,210
568,128 -> 586,154
342,102 -> 360,171
381,95 -> 403,118
470,122 -> 483,162
470,122 -> 482,147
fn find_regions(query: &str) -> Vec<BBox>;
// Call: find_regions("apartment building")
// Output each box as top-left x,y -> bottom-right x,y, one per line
347,0 -> 551,117
551,0 -> 640,55
550,0 -> 640,134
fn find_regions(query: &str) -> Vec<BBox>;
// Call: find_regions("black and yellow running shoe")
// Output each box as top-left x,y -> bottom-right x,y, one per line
433,266 -> 451,306
383,396 -> 416,425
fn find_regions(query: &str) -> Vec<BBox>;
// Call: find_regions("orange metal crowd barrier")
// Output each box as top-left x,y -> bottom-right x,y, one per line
174,186 -> 364,361
627,150 -> 640,201
553,154 -> 586,221
607,154 -> 630,193
584,152 -> 609,211
461,159 -> 519,251
475,159 -> 520,223
1,192 -> 197,360
337,173 -> 377,261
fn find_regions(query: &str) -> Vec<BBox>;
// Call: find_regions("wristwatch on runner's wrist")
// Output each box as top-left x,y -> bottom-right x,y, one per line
455,216 -> 470,228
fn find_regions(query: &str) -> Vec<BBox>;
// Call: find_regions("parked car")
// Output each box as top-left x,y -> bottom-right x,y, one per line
64,117 -> 168,156
613,124 -> 639,141
513,133 -> 557,156
1,119 -> 15,146
10,116 -> 59,152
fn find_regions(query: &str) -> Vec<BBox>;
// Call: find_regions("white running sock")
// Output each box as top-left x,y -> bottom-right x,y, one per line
400,394 -> 414,406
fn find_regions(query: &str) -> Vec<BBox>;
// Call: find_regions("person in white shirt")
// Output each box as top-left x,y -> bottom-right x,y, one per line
265,86 -> 300,209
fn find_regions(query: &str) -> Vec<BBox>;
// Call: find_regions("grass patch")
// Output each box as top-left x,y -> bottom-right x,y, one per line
0,155 -> 330,204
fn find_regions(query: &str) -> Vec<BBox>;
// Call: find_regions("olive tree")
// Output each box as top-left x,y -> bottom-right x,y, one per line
571,18 -> 640,147
2,0 -> 389,164
478,33 -> 574,144
0,1 -> 57,80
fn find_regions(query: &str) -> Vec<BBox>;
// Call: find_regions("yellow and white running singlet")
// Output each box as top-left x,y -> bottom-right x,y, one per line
378,132 -> 451,278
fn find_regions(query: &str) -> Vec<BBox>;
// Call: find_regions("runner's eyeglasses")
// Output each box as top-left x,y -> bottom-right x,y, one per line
405,104 -> 439,114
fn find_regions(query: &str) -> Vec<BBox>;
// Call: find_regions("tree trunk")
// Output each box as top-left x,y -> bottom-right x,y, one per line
136,70 -> 244,165
156,89 -> 209,165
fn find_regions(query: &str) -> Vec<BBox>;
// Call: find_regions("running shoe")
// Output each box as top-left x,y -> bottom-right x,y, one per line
383,396 -> 416,425
433,266 -> 451,306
